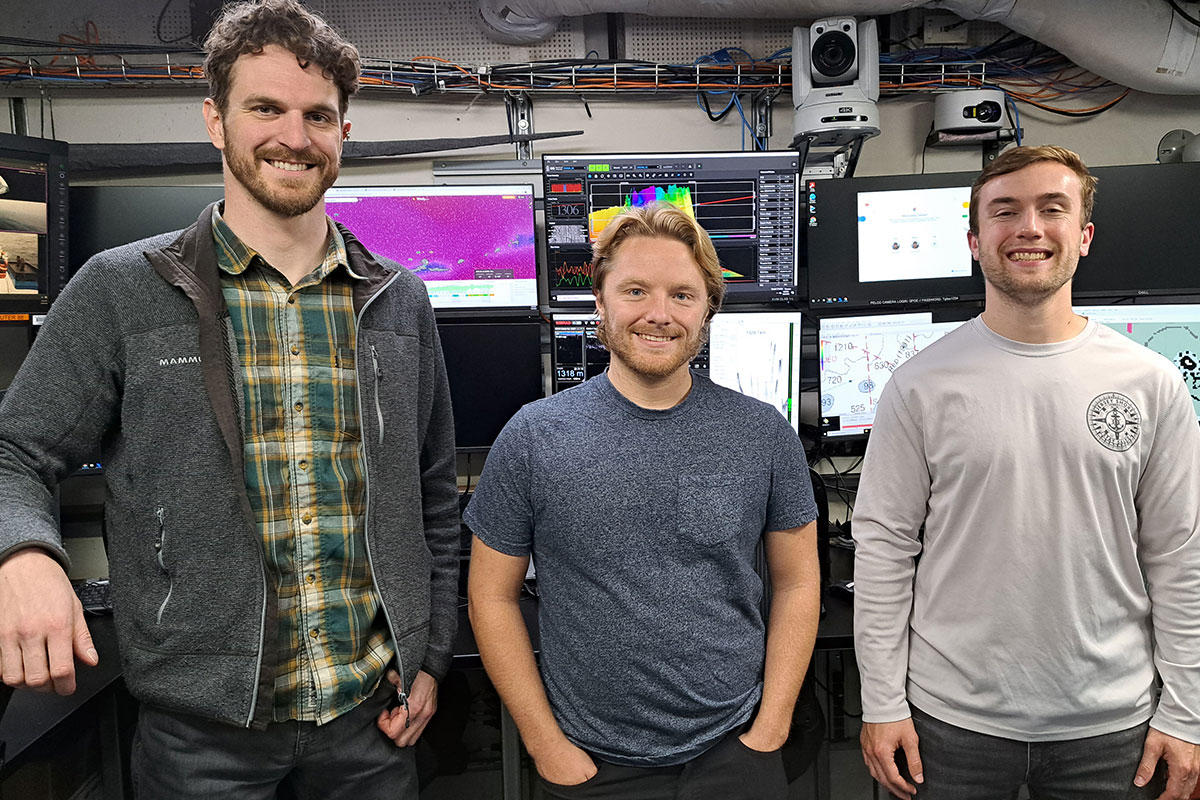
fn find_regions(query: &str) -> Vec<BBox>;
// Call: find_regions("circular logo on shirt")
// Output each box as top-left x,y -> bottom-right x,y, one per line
1087,392 -> 1141,452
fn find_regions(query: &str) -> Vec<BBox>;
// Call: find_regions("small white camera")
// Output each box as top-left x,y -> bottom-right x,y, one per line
933,89 -> 1007,134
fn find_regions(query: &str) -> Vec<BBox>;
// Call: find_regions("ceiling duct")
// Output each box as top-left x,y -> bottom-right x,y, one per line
477,0 -> 1200,95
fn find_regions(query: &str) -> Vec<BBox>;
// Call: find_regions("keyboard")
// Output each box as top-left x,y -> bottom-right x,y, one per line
74,579 -> 114,614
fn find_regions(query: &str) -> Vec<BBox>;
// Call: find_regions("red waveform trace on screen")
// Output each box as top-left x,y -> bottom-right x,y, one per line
554,262 -> 595,287
695,194 -> 754,207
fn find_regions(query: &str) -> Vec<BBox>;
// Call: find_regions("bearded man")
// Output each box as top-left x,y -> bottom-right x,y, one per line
0,1 -> 459,796
465,202 -> 821,800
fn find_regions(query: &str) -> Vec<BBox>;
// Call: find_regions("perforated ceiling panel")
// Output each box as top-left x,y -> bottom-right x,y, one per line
625,14 -> 797,63
967,20 -> 1013,47
305,0 -> 585,63
0,0 -> 191,49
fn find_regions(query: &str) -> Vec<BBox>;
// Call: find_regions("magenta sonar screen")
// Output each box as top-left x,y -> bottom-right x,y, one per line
325,184 -> 538,312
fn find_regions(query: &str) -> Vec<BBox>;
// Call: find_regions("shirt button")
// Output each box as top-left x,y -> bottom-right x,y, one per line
290,345 -> 300,356
302,514 -> 312,524
287,296 -> 297,305
309,628 -> 319,639
294,402 -> 304,412
306,573 -> 316,584
298,460 -> 308,470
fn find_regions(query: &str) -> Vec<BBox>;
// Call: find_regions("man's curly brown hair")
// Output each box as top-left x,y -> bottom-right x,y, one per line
203,0 -> 360,117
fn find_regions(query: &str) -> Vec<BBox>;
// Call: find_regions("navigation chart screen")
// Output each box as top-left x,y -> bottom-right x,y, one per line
543,152 -> 801,307
819,312 -> 968,438
1077,304 -> 1200,421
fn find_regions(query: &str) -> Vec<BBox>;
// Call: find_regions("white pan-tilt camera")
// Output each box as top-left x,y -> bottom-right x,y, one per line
793,17 -> 881,148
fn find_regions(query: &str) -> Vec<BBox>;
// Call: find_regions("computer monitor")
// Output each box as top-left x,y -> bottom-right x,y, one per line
707,311 -> 806,432
542,151 -> 802,307
0,319 -> 35,391
1073,162 -> 1200,300
326,184 -> 538,313
1075,303 -> 1200,421
818,311 -> 971,439
0,133 -> 69,312
807,170 -> 982,310
437,321 -> 543,450
70,185 -> 224,271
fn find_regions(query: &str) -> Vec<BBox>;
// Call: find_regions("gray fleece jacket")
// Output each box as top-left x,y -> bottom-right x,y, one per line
0,203 -> 460,729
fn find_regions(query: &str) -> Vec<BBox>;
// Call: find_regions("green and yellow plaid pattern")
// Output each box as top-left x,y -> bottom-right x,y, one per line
213,208 -> 394,724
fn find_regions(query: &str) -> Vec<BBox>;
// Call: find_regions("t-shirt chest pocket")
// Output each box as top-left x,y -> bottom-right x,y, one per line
676,474 -> 767,547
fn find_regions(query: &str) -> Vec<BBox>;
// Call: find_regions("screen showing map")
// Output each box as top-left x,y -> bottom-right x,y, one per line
819,312 -> 968,438
1076,304 -> 1200,422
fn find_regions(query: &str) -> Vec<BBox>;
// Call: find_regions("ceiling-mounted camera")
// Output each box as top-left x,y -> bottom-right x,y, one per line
933,89 -> 1007,134
793,17 -> 880,148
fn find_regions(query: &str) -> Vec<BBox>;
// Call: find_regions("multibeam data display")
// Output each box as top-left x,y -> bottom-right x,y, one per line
543,152 -> 801,307
326,184 -> 537,312
819,312 -> 968,438
708,312 -> 805,431
807,171 -> 983,310
1076,304 -> 1200,421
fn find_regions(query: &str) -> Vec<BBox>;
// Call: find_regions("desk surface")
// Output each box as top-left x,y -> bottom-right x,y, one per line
0,615 -> 122,770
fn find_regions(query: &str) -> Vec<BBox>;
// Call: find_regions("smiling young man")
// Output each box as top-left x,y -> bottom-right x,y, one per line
0,1 -> 459,797
465,203 -> 820,799
853,145 -> 1200,800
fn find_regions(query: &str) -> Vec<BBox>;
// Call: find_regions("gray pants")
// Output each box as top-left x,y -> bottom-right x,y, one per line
131,684 -> 418,800
902,706 -> 1164,800
536,724 -> 788,800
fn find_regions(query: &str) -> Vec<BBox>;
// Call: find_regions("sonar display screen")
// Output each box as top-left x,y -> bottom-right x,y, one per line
325,184 -> 537,311
543,152 -> 801,307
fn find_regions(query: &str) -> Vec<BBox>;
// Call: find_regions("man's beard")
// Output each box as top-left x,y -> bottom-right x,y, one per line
979,252 -> 1076,306
599,316 -> 708,380
225,143 -> 338,217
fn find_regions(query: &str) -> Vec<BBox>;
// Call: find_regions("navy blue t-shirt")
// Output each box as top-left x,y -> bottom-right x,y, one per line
464,372 -> 817,766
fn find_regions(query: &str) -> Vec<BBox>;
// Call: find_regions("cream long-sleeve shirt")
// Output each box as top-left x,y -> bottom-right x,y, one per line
853,316 -> 1200,742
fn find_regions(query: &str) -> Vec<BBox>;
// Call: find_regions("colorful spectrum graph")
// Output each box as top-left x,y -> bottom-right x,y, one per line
588,184 -> 696,240
326,193 -> 537,282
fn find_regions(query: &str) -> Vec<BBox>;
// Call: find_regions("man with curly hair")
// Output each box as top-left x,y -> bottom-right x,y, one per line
0,1 -> 459,796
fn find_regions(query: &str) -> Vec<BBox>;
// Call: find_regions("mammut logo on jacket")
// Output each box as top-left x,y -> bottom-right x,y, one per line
158,356 -> 202,367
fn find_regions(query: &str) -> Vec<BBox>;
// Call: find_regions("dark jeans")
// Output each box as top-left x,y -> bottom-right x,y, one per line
131,684 -> 417,800
536,724 -> 787,800
902,706 -> 1164,800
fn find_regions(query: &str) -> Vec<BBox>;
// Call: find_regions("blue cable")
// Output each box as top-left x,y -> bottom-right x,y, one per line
731,94 -> 764,151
